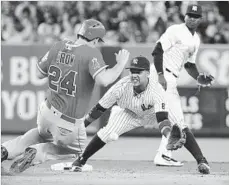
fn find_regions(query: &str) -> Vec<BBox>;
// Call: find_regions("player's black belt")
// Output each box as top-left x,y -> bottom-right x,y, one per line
45,100 -> 76,124
165,68 -> 178,78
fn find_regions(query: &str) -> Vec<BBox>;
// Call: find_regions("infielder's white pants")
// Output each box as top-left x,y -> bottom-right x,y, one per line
164,70 -> 188,129
97,106 -> 157,143
155,70 -> 188,157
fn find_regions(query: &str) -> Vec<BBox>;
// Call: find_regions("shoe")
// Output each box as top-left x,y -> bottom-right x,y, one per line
9,147 -> 37,173
154,153 -> 183,167
71,157 -> 93,172
197,157 -> 210,174
1,145 -> 8,162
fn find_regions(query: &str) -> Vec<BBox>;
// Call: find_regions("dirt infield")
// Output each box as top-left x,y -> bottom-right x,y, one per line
1,160 -> 229,185
1,136 -> 229,185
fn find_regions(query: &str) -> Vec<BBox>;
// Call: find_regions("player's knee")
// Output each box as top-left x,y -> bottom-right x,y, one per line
106,132 -> 119,143
97,129 -> 119,143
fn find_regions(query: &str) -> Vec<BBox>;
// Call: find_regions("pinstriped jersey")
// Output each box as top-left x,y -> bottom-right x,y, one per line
158,23 -> 200,76
37,40 -> 108,118
99,76 -> 168,119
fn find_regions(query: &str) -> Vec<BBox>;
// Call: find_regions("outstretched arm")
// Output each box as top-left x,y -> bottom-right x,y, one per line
184,62 -> 200,80
95,49 -> 130,87
84,103 -> 107,127
156,111 -> 171,137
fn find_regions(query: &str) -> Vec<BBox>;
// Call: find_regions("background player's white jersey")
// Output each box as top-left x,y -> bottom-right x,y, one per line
99,76 -> 167,120
158,23 -> 200,76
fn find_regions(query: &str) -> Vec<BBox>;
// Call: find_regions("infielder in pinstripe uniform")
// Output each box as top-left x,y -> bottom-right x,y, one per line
1,19 -> 130,173
151,4 -> 212,174
71,56 -> 184,172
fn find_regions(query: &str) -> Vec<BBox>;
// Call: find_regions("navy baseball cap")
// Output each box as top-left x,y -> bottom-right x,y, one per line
186,4 -> 202,17
126,56 -> 150,71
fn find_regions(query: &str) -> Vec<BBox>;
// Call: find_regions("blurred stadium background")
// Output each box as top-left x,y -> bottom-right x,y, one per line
1,1 -> 229,137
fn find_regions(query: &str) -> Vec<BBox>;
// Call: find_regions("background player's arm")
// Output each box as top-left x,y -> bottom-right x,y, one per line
184,62 -> 200,80
152,26 -> 176,75
184,39 -> 200,80
152,26 -> 176,90
94,49 -> 130,87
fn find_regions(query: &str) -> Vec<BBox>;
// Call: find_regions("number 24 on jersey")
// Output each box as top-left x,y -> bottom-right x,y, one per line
48,65 -> 77,97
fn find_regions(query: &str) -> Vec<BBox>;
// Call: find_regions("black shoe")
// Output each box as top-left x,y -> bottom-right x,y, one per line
197,157 -> 210,174
71,156 -> 85,172
9,147 -> 37,173
1,145 -> 8,162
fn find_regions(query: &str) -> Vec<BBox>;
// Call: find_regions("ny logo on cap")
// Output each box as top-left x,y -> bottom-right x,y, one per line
192,5 -> 197,11
133,58 -> 138,64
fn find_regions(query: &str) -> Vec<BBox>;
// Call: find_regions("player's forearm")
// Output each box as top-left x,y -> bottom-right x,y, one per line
101,63 -> 126,86
184,62 -> 200,80
156,111 -> 171,137
152,42 -> 164,74
84,103 -> 107,127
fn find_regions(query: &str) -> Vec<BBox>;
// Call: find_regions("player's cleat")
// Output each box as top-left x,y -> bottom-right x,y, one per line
1,145 -> 8,162
154,153 -> 183,167
9,147 -> 37,173
71,163 -> 93,172
197,157 -> 210,174
71,157 -> 93,172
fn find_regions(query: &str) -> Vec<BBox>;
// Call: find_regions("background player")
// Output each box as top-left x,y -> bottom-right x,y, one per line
1,19 -> 130,173
151,4 -> 214,174
70,56 -> 185,172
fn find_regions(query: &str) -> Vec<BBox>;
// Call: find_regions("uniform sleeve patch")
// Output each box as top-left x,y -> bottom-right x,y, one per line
92,57 -> 100,70
40,51 -> 49,63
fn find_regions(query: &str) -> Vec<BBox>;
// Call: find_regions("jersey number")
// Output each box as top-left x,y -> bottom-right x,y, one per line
48,65 -> 77,96
162,103 -> 165,109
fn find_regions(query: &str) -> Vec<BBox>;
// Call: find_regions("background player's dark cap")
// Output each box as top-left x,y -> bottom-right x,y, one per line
186,4 -> 202,17
126,56 -> 150,71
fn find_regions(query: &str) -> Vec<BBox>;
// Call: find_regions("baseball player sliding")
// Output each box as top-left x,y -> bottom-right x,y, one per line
1,19 -> 130,173
151,4 -> 214,174
71,56 -> 185,172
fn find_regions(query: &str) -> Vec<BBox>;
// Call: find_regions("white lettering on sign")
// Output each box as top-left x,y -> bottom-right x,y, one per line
10,57 -> 29,85
225,98 -> 229,111
184,113 -> 203,130
199,50 -> 229,86
181,96 -> 199,112
17,91 -> 36,120
181,96 -> 203,130
1,91 -> 19,119
1,90 -> 46,120
10,56 -> 47,86
226,115 -> 229,128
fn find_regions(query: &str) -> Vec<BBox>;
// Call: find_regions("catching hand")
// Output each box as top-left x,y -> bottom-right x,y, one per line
167,124 -> 186,151
197,73 -> 214,88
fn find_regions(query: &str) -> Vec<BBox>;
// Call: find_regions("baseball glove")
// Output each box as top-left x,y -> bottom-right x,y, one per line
197,73 -> 214,87
166,124 -> 186,151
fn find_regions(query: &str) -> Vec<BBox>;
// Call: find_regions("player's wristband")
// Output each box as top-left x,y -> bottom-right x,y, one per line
84,114 -> 95,127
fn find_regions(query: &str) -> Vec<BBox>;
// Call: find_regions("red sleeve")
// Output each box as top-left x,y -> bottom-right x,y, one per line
36,42 -> 60,76
88,48 -> 108,79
